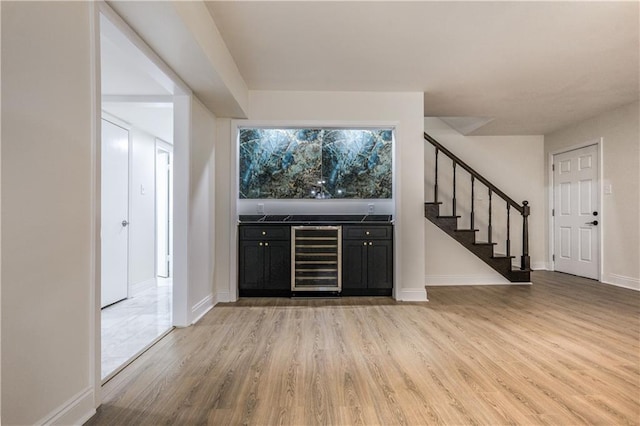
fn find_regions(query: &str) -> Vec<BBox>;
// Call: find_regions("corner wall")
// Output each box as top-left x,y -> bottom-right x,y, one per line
189,97 -> 217,321
1,2 -> 96,424
424,118 -> 545,284
544,101 -> 640,290
215,90 -> 426,301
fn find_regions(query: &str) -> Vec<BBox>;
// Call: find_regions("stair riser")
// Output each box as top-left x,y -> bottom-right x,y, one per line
436,218 -> 458,233
470,245 -> 494,258
424,203 -> 441,218
454,232 -> 477,245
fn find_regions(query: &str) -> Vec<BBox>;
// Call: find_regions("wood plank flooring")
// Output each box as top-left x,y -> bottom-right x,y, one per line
86,271 -> 640,425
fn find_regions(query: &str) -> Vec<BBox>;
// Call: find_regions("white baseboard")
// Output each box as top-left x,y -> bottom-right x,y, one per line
216,290 -> 232,303
509,259 -> 548,271
191,291 -> 234,324
36,386 -> 95,426
425,274 -> 533,286
395,288 -> 428,302
130,277 -> 156,296
532,261 -> 550,271
426,274 -> 508,286
191,294 -> 214,324
602,273 -> 640,291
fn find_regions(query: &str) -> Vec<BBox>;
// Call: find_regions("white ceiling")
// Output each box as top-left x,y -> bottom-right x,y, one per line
101,35 -> 170,97
100,13 -> 174,142
206,1 -> 639,135
102,102 -> 174,143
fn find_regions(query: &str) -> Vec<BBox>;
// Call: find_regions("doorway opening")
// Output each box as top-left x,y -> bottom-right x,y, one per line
98,9 -> 182,381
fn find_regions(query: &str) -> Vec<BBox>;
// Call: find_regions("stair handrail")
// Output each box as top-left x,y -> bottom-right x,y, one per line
424,132 -> 530,271
424,132 -> 523,213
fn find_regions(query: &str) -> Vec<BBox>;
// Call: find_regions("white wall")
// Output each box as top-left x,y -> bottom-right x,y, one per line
189,97 -> 217,321
128,127 -> 157,292
545,101 -> 640,290
214,118 -> 234,302
1,2 -> 96,424
424,118 -> 545,284
219,90 -> 426,301
0,1 -> 3,418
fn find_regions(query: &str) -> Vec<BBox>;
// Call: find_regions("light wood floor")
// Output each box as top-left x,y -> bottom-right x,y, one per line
87,271 -> 640,425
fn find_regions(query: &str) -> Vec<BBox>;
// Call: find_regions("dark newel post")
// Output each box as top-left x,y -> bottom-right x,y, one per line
452,162 -> 457,216
521,200 -> 530,270
506,203 -> 511,257
470,175 -> 475,229
488,188 -> 492,243
434,147 -> 439,203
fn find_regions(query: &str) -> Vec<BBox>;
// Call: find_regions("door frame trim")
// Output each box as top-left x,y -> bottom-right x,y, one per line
548,138 -> 603,280
92,0 -> 193,409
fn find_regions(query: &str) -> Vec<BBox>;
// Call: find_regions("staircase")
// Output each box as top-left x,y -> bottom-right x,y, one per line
424,132 -> 531,282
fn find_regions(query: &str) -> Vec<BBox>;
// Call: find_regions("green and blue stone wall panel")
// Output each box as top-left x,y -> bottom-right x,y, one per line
239,128 -> 321,198
322,129 -> 393,198
239,128 -> 393,199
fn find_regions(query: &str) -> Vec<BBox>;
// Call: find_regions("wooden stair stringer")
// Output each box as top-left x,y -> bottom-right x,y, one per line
425,202 -> 530,282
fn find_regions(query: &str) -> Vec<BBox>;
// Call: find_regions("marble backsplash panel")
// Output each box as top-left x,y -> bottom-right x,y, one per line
239,128 -> 393,199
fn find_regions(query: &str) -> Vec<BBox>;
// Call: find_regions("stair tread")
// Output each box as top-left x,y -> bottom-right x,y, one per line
455,229 -> 479,233
474,242 -> 497,246
437,215 -> 461,219
492,255 -> 515,259
424,201 -> 443,205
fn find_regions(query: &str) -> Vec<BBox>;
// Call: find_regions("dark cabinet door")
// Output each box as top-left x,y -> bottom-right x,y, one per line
368,240 -> 393,289
239,225 -> 291,295
239,241 -> 264,289
264,240 -> 291,290
342,240 -> 368,289
342,225 -> 393,294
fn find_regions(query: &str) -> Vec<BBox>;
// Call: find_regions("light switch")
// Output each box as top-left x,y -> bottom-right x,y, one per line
140,185 -> 146,195
257,203 -> 265,214
604,184 -> 613,195
367,203 -> 375,214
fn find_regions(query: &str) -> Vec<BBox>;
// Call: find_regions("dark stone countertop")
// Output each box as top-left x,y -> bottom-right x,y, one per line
238,214 -> 393,225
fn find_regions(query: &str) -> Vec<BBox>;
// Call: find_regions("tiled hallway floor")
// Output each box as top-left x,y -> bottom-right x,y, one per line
101,280 -> 172,379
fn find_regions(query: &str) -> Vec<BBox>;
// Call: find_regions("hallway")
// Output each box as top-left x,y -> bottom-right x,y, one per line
101,279 -> 172,380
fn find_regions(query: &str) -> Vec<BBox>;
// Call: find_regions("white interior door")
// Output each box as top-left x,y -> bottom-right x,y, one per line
553,144 -> 600,279
101,119 -> 130,307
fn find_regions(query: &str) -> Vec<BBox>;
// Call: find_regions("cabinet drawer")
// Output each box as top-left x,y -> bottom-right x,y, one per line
343,226 -> 392,240
240,226 -> 290,240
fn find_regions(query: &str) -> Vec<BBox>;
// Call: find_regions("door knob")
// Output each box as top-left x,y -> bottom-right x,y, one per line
121,220 -> 129,227
585,220 -> 598,226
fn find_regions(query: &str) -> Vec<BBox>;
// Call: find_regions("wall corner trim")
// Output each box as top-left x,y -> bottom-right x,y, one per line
191,294 -> 215,324
36,386 -> 95,426
396,288 -> 428,302
216,291 -> 232,303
